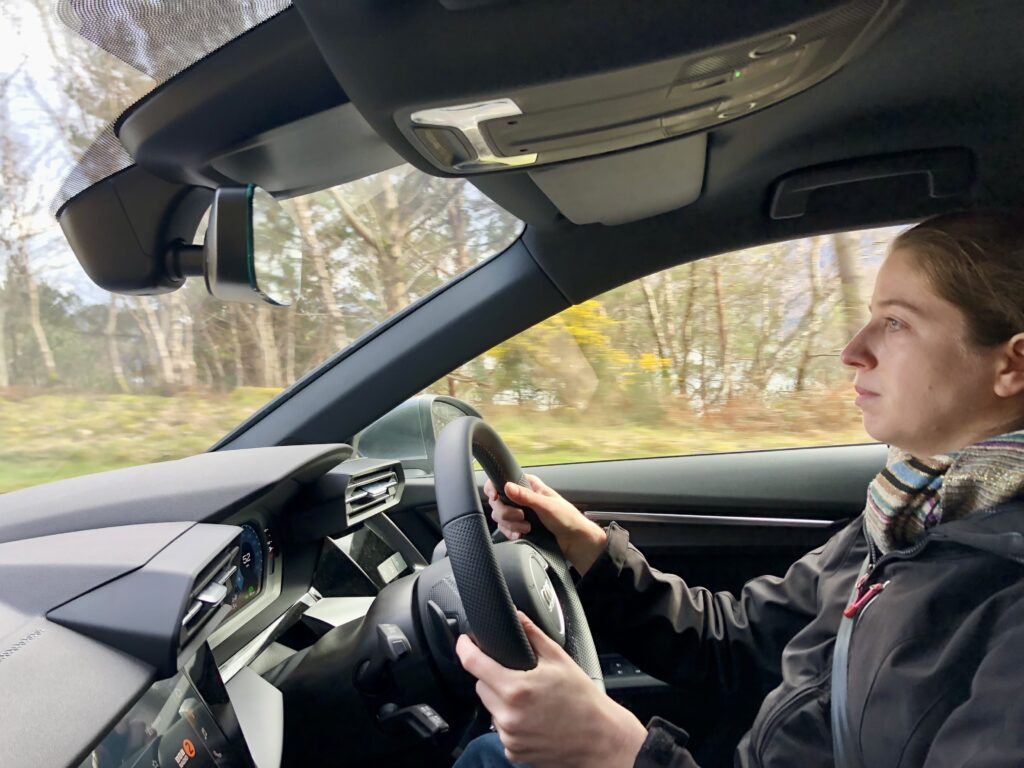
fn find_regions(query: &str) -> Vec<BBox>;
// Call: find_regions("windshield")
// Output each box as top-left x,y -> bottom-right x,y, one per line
0,0 -> 524,493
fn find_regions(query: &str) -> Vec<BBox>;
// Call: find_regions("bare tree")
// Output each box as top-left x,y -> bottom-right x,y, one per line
709,261 -> 730,403
105,297 -> 129,393
639,275 -> 674,373
290,198 -> 348,353
834,233 -> 864,344
794,238 -> 826,392
0,281 -> 8,389
675,262 -> 698,398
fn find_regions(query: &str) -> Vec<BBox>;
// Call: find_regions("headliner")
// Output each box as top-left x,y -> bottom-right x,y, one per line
64,0 -> 1024,304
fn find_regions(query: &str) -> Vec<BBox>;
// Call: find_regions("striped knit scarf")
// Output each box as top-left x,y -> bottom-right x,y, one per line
864,428 -> 1024,554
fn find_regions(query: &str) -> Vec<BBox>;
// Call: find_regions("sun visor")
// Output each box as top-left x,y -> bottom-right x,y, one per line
529,134 -> 707,226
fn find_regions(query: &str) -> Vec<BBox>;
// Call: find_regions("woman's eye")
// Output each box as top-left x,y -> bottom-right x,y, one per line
885,317 -> 903,331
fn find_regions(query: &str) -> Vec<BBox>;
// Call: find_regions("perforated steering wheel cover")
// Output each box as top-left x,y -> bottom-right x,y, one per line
434,416 -> 602,685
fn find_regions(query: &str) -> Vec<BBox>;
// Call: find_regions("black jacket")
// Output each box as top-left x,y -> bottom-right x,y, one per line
575,507 -> 1024,767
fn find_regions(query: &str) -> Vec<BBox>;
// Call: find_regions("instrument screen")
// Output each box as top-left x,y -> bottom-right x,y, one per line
229,523 -> 264,614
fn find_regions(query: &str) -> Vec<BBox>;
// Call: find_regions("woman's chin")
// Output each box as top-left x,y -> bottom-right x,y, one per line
859,414 -> 889,445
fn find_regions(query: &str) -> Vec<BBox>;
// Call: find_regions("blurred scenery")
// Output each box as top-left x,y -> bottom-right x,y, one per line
1,0 -> 890,493
430,228 -> 894,465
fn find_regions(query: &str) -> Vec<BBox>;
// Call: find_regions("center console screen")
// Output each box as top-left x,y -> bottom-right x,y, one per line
80,645 -> 253,768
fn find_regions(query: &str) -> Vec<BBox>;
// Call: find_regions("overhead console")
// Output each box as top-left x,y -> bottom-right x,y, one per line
292,0 -> 902,225
296,0 -> 903,177
402,0 -> 900,175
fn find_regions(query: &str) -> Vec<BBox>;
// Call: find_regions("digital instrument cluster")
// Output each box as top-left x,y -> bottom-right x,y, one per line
229,523 -> 265,615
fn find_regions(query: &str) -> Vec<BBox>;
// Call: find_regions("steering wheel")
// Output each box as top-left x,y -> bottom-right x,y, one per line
433,416 -> 603,687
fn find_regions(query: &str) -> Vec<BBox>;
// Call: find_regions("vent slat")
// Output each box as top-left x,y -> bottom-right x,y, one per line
179,543 -> 239,650
345,468 -> 399,519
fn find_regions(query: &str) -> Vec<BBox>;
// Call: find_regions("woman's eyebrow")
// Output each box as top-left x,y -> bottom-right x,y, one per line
868,298 -> 926,315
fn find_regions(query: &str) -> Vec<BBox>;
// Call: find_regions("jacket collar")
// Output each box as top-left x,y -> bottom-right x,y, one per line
926,500 -> 1024,562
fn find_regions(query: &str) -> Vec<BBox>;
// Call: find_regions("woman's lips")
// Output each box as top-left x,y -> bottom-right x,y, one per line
854,386 -> 879,406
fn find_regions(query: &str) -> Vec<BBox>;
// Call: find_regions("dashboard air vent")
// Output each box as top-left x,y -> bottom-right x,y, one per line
346,468 -> 399,521
179,544 -> 239,650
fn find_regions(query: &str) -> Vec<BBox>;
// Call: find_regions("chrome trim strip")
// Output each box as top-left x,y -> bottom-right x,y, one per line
584,511 -> 835,528
411,98 -> 538,172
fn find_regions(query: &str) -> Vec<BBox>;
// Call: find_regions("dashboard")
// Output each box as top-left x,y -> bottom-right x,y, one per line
0,444 -> 426,768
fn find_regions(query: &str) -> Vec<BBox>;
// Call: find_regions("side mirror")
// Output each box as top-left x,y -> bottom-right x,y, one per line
168,185 -> 301,306
354,395 -> 483,475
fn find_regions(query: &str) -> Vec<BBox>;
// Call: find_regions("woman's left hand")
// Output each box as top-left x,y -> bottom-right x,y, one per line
456,610 -> 649,768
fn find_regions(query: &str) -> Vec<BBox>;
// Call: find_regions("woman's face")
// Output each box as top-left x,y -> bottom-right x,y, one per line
841,247 -> 1015,457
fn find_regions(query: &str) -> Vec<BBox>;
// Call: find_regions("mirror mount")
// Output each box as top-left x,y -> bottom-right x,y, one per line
165,241 -> 204,281
57,170 -> 300,305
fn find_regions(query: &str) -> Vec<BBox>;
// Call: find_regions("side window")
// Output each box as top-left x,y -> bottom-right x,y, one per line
428,227 -> 904,466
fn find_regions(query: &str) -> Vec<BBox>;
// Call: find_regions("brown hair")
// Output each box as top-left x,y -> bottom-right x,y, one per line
892,210 -> 1024,348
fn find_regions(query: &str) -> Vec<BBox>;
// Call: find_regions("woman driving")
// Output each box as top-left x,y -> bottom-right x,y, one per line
454,210 -> 1024,768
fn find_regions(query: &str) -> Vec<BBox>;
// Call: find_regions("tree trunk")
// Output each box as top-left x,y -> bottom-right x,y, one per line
749,289 -> 770,391
253,304 -> 283,388
331,182 -> 408,317
105,298 -> 129,393
199,321 -> 227,390
23,263 -> 58,383
0,298 -> 8,389
129,304 -> 159,385
291,198 -> 348,352
794,239 -> 823,392
182,298 -> 197,388
198,353 -> 214,388
448,196 -> 475,275
677,263 -> 698,398
710,261 -> 729,403
230,309 -> 246,387
381,243 -> 408,317
167,299 -> 186,387
167,293 -> 196,388
697,306 -> 708,413
284,303 -> 297,383
639,276 -> 673,374
833,233 -> 864,344
139,299 -> 176,387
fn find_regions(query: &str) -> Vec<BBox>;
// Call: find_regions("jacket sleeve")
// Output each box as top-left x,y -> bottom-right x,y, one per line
576,520 -> 855,700
923,593 -> 1024,767
633,717 -> 702,768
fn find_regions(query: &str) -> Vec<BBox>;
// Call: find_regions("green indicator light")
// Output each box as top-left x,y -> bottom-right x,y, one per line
734,70 -> 743,78
248,586 -> 255,594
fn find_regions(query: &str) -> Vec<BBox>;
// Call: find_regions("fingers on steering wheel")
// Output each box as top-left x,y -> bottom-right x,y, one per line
494,504 -> 526,522
493,519 -> 530,539
490,499 -> 531,537
524,473 -> 551,495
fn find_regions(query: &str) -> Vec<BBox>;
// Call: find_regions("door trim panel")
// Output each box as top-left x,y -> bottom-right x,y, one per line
585,511 -> 835,528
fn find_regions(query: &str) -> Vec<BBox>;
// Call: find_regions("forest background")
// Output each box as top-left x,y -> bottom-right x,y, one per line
0,0 -> 887,493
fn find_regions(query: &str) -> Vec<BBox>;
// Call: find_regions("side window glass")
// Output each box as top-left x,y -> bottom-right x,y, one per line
426,227 -> 904,465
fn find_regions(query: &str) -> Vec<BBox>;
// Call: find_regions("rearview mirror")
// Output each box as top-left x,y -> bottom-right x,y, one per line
168,185 -> 302,306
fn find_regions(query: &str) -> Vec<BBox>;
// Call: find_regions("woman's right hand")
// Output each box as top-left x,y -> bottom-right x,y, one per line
484,474 -> 608,576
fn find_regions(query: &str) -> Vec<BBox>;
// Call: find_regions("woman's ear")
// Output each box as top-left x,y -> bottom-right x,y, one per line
993,332 -> 1024,398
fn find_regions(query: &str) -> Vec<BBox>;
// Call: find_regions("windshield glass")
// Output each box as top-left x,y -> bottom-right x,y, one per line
0,0 -> 524,493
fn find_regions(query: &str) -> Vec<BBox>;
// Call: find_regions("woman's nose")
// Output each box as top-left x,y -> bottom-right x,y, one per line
841,325 -> 875,369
